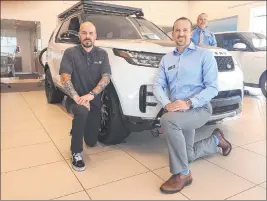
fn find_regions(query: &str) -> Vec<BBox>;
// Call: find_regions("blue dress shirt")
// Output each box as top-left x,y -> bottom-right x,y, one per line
153,42 -> 219,108
192,27 -> 217,46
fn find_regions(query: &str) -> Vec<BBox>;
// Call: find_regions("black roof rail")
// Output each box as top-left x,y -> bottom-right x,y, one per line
58,0 -> 144,21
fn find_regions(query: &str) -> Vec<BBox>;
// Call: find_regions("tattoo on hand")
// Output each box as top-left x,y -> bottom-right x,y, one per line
92,73 -> 111,95
61,73 -> 78,98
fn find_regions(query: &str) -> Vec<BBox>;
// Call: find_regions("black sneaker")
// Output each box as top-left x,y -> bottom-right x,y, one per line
71,152 -> 86,171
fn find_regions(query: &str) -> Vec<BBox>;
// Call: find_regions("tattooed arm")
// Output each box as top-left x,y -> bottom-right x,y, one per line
60,73 -> 79,101
77,73 -> 111,105
91,73 -> 111,95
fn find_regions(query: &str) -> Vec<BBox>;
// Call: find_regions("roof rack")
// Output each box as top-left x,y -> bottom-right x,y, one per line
58,0 -> 144,21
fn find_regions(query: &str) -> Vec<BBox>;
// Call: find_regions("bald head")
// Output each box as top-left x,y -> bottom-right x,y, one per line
197,13 -> 208,29
78,21 -> 97,49
79,21 -> 96,32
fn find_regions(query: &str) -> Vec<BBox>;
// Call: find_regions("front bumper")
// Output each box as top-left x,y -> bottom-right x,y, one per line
125,89 -> 243,132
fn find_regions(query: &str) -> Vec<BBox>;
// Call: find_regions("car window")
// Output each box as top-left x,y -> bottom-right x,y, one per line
68,17 -> 80,32
81,14 -> 141,40
130,18 -> 170,40
240,32 -> 266,51
215,34 -> 224,48
56,16 -> 79,43
220,34 -> 245,51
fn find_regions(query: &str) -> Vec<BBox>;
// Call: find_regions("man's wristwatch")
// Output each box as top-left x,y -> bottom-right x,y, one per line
89,91 -> 97,98
186,99 -> 193,109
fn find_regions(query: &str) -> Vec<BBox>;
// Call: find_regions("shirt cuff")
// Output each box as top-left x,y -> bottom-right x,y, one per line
162,98 -> 171,109
190,97 -> 199,108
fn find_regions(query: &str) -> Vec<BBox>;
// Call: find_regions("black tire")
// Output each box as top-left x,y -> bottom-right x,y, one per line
259,71 -> 266,98
98,83 -> 130,145
44,67 -> 65,103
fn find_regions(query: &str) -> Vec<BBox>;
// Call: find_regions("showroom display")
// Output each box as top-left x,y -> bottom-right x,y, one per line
43,1 -> 244,145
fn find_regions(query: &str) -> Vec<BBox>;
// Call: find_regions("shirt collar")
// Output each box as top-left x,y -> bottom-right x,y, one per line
79,44 -> 96,56
173,41 -> 196,56
196,26 -> 208,32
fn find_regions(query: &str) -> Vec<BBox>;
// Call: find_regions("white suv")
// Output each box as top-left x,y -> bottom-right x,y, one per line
215,31 -> 266,97
43,1 -> 244,145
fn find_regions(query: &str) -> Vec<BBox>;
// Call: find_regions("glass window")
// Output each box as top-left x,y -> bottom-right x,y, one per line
56,19 -> 70,42
56,16 -> 80,43
220,34 -> 245,51
130,18 -> 171,40
241,32 -> 266,51
1,36 -> 17,54
250,6 -> 266,35
81,15 -> 141,40
68,16 -> 80,32
215,34 -> 224,48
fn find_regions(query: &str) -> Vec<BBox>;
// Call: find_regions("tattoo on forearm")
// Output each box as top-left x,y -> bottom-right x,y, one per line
60,73 -> 78,98
92,73 -> 111,95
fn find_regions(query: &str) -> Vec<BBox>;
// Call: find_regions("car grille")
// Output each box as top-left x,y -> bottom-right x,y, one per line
214,89 -> 242,99
215,56 -> 235,72
212,104 -> 239,115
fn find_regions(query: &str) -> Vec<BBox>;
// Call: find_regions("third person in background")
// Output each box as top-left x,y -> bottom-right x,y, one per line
192,13 -> 217,46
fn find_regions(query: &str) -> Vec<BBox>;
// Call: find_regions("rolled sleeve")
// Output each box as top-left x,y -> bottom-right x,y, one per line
190,50 -> 219,108
153,58 -> 171,108
101,50 -> 111,75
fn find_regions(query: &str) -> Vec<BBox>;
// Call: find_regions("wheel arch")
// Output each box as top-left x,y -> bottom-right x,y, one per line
259,70 -> 266,85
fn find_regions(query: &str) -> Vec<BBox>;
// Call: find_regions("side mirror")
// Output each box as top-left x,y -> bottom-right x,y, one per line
233,42 -> 247,50
59,30 -> 79,44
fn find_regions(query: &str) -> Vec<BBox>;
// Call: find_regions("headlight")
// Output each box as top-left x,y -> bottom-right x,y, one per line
113,49 -> 164,68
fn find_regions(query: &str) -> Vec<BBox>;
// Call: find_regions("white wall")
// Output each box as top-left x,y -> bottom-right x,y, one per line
101,1 -> 188,27
1,1 -> 188,48
188,1 -> 266,31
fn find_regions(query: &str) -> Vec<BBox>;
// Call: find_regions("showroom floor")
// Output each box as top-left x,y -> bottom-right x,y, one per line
1,87 -> 266,200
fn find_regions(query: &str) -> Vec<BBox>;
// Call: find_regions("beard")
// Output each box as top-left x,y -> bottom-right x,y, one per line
82,39 -> 93,48
175,37 -> 187,46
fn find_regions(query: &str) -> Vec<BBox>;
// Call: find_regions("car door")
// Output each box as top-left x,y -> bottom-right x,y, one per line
220,33 -> 256,84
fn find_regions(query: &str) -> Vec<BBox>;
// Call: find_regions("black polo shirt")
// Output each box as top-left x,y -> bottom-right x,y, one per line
59,45 -> 111,108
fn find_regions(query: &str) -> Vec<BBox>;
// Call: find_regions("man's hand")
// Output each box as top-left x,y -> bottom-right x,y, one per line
166,100 -> 189,112
73,95 -> 80,104
165,102 -> 178,112
73,95 -> 91,111
77,94 -> 94,105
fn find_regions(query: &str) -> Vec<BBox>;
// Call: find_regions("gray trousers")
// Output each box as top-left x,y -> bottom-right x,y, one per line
160,103 -> 218,174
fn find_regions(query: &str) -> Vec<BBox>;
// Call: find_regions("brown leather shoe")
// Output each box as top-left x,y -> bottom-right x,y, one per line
212,128 -> 232,156
160,172 -> 193,194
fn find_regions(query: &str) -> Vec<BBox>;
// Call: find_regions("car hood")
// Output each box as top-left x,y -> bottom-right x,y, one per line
95,39 -> 230,55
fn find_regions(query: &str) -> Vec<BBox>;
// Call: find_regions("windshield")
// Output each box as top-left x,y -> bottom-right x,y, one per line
82,15 -> 170,40
129,18 -> 171,40
82,15 -> 141,40
241,32 -> 266,51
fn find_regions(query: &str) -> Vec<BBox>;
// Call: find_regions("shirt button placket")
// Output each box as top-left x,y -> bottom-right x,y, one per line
176,55 -> 181,87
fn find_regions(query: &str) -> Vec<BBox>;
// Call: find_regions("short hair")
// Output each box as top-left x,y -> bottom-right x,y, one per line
172,17 -> 193,31
197,13 -> 208,20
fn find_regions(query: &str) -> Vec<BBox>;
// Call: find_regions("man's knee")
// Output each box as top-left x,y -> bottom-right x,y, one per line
85,140 -> 98,147
72,105 -> 89,119
160,113 -> 171,128
160,112 -> 181,131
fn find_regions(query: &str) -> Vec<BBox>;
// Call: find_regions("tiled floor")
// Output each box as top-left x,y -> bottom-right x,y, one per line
1,90 -> 266,200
